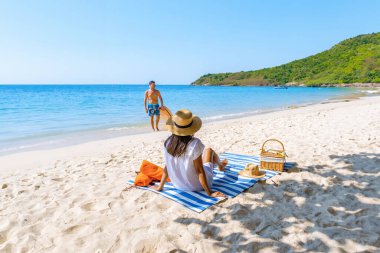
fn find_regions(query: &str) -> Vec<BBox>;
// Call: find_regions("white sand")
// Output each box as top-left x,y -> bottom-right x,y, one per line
0,96 -> 379,252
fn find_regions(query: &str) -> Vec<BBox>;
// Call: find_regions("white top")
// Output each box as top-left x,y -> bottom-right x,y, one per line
164,137 -> 213,191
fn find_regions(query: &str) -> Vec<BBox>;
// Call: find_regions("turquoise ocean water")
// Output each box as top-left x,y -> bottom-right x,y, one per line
0,85 -> 357,154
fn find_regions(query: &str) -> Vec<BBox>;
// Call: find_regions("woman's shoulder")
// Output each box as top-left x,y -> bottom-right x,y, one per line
188,137 -> 205,152
189,137 -> 203,146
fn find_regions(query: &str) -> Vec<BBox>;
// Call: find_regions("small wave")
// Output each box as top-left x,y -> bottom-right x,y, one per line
106,126 -> 132,131
362,90 -> 379,94
202,111 -> 260,121
0,139 -> 61,153
106,124 -> 148,131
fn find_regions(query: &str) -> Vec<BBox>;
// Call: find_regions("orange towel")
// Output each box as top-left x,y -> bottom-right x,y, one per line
134,160 -> 170,186
134,173 -> 151,187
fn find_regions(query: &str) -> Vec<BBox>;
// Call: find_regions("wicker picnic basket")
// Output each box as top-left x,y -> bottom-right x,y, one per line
260,139 -> 287,172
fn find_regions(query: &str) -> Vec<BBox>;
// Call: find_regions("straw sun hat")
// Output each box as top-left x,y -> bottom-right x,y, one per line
166,109 -> 202,136
239,164 -> 266,179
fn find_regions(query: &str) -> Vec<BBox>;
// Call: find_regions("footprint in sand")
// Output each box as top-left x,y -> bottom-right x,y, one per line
64,224 -> 86,234
1,184 -> 7,189
156,222 -> 170,230
17,190 -> 28,195
80,202 -> 96,211
134,191 -> 150,203
0,232 -> 7,244
74,238 -> 87,247
51,178 -> 64,182
104,190 -> 114,197
107,201 -> 117,210
80,201 -> 111,213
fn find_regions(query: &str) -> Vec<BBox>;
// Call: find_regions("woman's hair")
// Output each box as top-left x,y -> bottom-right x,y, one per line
164,134 -> 193,157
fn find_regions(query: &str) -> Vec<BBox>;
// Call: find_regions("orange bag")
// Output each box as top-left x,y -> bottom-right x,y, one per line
134,160 -> 170,186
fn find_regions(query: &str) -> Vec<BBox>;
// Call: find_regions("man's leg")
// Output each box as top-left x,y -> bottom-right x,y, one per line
155,115 -> 160,131
202,148 -> 228,171
150,116 -> 155,131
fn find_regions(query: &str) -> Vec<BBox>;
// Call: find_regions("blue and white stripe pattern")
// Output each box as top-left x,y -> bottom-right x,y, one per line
127,153 -> 295,212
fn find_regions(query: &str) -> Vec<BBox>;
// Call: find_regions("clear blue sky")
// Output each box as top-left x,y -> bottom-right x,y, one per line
0,0 -> 379,84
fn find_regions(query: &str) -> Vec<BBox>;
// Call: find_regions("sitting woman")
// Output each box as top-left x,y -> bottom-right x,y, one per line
152,109 -> 227,197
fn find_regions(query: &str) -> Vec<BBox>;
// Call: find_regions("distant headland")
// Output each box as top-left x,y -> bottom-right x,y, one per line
192,32 -> 380,87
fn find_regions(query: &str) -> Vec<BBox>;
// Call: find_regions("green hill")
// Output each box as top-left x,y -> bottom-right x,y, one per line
192,33 -> 380,86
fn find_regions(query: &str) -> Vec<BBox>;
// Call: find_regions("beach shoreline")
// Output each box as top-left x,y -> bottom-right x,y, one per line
1,87 -> 375,157
0,95 -> 379,252
0,91 -> 375,173
0,94 -> 378,175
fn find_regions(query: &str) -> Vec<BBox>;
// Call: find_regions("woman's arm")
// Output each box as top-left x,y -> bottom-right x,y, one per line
193,156 -> 225,197
193,155 -> 212,195
151,166 -> 168,191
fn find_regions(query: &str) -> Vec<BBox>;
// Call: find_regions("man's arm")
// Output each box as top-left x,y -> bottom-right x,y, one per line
144,91 -> 148,113
158,91 -> 164,108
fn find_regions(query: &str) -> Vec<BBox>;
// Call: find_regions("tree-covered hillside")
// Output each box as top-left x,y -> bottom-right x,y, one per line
193,33 -> 380,86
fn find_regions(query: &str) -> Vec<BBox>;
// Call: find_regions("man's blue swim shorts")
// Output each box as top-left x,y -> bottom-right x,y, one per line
148,104 -> 160,116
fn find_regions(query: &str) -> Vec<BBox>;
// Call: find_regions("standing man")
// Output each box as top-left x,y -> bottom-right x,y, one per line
144,80 -> 164,131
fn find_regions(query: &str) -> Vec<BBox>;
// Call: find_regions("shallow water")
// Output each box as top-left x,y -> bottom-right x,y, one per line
0,85 -> 357,154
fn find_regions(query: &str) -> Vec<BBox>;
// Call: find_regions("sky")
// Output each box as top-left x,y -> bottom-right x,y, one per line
0,0 -> 379,84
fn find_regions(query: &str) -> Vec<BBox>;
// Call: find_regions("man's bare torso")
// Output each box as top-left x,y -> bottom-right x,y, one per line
146,89 -> 160,104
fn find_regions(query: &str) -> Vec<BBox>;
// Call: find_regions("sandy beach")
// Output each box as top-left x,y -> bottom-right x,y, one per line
0,95 -> 379,252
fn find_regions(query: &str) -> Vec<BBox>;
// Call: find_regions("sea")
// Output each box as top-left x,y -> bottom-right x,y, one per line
0,85 -> 359,155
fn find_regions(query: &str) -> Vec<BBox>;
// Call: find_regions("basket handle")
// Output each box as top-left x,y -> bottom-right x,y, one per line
261,139 -> 285,152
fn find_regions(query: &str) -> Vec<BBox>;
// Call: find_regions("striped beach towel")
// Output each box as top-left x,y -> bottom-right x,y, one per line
127,153 -> 296,212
